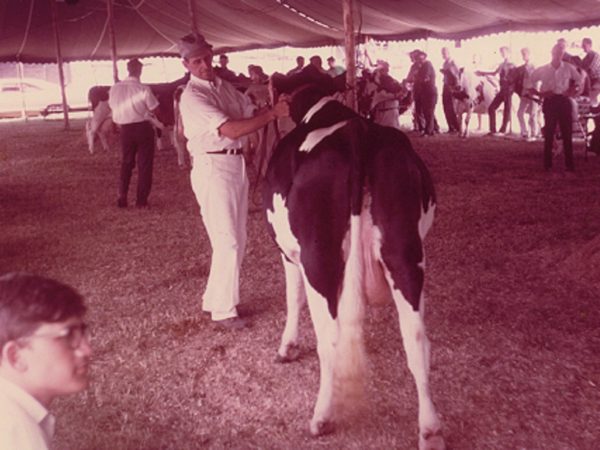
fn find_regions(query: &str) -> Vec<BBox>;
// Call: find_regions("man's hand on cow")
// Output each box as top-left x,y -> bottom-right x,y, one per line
272,97 -> 290,118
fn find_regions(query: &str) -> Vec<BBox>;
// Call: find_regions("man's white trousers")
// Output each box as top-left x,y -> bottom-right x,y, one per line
190,154 -> 248,321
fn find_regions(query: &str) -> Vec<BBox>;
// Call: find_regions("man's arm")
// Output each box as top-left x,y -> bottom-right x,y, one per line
476,64 -> 500,77
219,99 -> 289,140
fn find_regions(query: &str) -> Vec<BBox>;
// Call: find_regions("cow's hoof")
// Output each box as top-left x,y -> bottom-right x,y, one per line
310,419 -> 335,437
274,344 -> 300,363
419,429 -> 445,450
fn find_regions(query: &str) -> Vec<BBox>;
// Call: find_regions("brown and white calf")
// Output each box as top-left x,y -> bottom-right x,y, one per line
263,82 -> 445,449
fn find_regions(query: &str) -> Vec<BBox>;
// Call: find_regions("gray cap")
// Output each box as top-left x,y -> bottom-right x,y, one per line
178,32 -> 213,59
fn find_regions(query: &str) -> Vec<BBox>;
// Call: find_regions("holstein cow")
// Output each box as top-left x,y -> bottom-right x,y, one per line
263,78 -> 444,449
453,69 -> 498,137
86,86 -> 117,153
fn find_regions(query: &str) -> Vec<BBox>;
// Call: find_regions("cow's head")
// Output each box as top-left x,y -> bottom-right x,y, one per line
271,67 -> 345,124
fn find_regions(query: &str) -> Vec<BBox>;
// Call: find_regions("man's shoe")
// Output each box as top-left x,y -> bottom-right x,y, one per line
135,201 -> 149,209
117,198 -> 127,208
214,317 -> 249,330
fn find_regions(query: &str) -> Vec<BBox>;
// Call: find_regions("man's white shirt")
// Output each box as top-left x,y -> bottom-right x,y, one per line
179,75 -> 255,156
108,76 -> 159,125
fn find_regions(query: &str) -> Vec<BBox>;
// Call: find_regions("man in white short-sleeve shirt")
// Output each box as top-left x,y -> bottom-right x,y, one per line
109,58 -> 160,208
177,33 -> 289,329
529,44 -> 582,172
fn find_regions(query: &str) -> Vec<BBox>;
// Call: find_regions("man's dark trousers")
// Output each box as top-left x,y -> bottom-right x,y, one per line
119,121 -> 155,206
442,84 -> 459,132
542,95 -> 575,171
488,88 -> 513,133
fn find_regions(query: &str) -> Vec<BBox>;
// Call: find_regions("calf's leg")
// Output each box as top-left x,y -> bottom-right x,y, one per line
276,255 -> 306,363
304,277 -> 337,436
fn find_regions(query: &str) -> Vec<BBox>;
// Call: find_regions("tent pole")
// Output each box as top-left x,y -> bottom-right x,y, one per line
17,62 -> 28,121
49,0 -> 70,130
107,0 -> 119,83
188,0 -> 200,34
342,0 -> 357,111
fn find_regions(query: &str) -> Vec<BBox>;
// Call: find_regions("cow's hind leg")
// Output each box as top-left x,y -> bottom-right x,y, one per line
380,253 -> 444,449
276,255 -> 306,363
303,277 -> 337,436
463,108 -> 472,138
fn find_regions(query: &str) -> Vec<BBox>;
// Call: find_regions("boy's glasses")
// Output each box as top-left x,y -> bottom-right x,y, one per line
23,323 -> 90,350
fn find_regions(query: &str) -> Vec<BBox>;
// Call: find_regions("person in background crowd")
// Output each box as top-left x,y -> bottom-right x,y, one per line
214,54 -> 238,83
557,38 -> 582,67
477,46 -> 516,135
370,60 -> 404,129
286,56 -> 305,76
245,65 -> 276,176
326,56 -> 345,77
177,32 -> 289,329
405,50 -> 424,133
413,50 -> 438,136
529,43 -> 582,173
581,37 -> 600,105
515,47 -> 540,140
440,47 -> 460,133
0,273 -> 92,450
109,58 -> 160,208
308,55 -> 328,75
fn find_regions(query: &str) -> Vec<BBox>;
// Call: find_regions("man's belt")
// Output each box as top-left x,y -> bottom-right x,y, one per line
205,148 -> 243,155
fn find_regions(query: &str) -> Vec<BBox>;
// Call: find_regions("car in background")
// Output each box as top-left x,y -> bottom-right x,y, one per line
0,77 -> 88,119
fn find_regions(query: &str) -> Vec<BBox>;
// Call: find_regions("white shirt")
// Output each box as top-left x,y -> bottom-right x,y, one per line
530,61 -> 582,96
0,377 -> 55,450
108,76 -> 159,125
179,75 -> 255,156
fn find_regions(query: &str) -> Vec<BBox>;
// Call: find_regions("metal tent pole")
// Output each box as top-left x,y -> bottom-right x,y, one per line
107,0 -> 119,83
49,0 -> 70,130
188,0 -> 200,34
342,0 -> 357,111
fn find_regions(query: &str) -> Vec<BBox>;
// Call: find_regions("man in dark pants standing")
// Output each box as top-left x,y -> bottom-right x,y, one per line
414,50 -> 438,136
477,46 -> 515,135
440,47 -> 460,133
109,58 -> 160,208
529,44 -> 582,172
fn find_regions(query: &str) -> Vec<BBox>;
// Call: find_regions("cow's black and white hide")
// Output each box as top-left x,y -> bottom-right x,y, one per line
262,84 -> 444,450
453,69 -> 498,137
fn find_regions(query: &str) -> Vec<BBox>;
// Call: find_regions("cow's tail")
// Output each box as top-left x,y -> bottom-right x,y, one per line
333,118 -> 369,418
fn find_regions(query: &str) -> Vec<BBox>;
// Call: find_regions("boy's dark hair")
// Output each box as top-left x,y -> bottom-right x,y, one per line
0,273 -> 86,350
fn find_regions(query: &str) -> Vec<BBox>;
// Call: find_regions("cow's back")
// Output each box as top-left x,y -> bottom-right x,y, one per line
264,102 -> 435,315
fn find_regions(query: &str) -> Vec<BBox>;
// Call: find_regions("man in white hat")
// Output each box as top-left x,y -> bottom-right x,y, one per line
177,32 -> 289,329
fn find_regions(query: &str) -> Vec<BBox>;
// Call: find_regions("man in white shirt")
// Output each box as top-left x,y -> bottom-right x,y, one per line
109,58 -> 160,208
177,33 -> 289,329
581,37 -> 600,105
0,273 -> 92,450
516,47 -> 540,140
530,44 -> 582,172
326,56 -> 344,77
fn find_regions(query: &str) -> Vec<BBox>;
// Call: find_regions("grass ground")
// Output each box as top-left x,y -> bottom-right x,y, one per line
1,118 -> 599,449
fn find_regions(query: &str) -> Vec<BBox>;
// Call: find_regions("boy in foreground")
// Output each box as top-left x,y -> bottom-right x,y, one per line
0,273 -> 92,449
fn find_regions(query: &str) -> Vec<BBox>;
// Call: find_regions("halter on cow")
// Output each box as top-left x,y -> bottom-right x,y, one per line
263,75 -> 445,449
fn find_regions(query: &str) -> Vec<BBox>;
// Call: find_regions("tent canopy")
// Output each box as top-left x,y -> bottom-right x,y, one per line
2,0 -> 600,63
